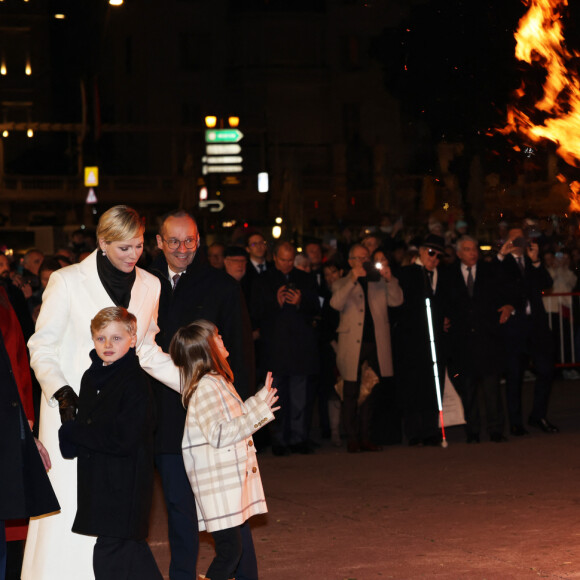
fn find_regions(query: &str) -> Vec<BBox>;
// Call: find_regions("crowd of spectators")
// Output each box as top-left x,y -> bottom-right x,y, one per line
4,209 -> 580,578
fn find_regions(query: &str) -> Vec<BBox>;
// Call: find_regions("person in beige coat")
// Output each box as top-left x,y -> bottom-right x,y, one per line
330,244 -> 403,453
22,206 -> 180,580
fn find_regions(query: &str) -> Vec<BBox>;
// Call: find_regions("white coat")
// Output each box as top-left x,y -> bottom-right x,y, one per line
182,374 -> 274,533
22,250 -> 180,580
330,272 -> 403,382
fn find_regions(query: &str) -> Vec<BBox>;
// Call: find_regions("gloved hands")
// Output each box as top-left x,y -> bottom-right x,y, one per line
53,386 -> 79,423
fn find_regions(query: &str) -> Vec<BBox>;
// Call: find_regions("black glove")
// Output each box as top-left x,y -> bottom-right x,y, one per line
53,386 -> 79,424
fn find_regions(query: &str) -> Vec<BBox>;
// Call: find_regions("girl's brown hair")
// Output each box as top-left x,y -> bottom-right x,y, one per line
169,319 -> 233,407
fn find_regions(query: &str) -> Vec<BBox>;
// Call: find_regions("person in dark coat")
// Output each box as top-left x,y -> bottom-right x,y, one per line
58,307 -> 161,580
250,241 -> 320,456
496,226 -> 557,435
0,308 -> 59,580
148,210 -> 249,580
392,234 -> 447,446
440,236 -> 512,443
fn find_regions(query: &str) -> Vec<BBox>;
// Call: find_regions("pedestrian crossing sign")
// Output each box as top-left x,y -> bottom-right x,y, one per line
84,166 -> 99,187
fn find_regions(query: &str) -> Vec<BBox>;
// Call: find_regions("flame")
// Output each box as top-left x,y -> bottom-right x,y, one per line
501,0 -> 580,168
568,181 -> 580,211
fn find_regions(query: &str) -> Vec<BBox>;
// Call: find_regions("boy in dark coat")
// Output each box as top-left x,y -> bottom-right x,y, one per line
58,307 -> 161,580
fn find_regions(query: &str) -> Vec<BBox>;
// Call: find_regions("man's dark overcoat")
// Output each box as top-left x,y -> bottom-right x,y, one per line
0,331 -> 59,520
149,251 -> 249,453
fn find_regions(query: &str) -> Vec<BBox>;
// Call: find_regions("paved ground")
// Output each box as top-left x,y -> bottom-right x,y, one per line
149,378 -> 580,579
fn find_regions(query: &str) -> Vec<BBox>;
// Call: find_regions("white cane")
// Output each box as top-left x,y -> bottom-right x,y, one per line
425,297 -> 448,448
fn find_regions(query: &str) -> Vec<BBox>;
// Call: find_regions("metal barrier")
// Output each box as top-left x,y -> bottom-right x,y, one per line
543,291 -> 580,368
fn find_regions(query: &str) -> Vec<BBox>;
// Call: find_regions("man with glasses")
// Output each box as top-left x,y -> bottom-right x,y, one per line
245,232 -> 271,275
331,244 -> 403,452
393,234 -> 448,446
149,210 -> 249,579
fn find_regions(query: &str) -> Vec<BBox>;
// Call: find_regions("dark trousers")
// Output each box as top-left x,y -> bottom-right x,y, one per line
155,453 -> 199,580
503,318 -> 554,427
343,342 -> 381,444
270,374 -> 309,447
93,536 -> 162,580
454,372 -> 504,436
207,521 -> 258,580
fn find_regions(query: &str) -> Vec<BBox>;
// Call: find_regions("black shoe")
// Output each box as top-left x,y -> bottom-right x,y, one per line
360,440 -> 383,452
528,417 -> 559,433
490,432 -> 508,443
423,435 -> 442,447
272,445 -> 291,456
289,442 -> 315,454
510,425 -> 529,437
347,441 -> 361,453
466,433 -> 480,444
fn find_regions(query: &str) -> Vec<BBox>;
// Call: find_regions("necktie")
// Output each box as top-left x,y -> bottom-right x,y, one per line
466,266 -> 474,297
258,263 -> 265,274
172,273 -> 181,289
517,256 -> 525,275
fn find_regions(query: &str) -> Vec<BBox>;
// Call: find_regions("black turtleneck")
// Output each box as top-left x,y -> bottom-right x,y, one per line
96,250 -> 136,308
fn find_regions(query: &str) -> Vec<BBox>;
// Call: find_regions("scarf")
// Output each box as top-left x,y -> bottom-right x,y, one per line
96,250 -> 136,308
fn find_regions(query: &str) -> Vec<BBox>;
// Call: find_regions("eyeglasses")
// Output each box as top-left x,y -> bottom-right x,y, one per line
427,249 -> 442,259
249,240 -> 267,247
162,237 -> 197,251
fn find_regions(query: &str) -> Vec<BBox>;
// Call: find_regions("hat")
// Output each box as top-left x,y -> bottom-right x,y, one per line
224,246 -> 247,258
421,234 -> 445,254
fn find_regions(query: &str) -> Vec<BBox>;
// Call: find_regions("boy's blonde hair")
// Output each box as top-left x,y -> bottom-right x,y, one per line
96,205 -> 144,243
90,306 -> 137,337
169,319 -> 233,407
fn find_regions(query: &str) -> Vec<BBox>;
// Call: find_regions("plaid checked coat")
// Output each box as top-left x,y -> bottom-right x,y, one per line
182,373 -> 274,532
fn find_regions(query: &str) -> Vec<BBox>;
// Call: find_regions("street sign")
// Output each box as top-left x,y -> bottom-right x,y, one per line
84,166 -> 99,187
202,165 -> 243,175
206,143 -> 242,155
199,200 -> 224,212
205,129 -> 244,143
86,187 -> 98,204
202,155 -> 243,165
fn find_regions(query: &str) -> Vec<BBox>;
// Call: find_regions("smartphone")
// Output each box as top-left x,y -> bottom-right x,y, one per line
286,282 -> 297,291
363,261 -> 381,281
511,236 -> 526,249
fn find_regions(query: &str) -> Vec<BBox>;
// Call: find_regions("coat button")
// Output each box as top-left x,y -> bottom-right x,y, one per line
87,418 -> 92,424
252,467 -> 257,473
248,441 -> 254,447
254,424 -> 258,429
11,401 -> 18,407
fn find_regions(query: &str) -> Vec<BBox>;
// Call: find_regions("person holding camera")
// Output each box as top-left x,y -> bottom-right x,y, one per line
250,241 -> 320,456
330,244 -> 403,452
496,226 -> 557,436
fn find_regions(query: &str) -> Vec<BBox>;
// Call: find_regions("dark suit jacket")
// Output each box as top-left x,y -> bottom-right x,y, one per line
0,330 -> 59,520
149,251 -> 249,453
58,348 -> 154,540
250,267 -> 320,375
440,260 -> 505,376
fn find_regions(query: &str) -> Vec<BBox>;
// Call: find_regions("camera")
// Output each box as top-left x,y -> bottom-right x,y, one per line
511,236 -> 526,249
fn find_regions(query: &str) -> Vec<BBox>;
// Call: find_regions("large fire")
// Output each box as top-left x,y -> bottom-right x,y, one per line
500,0 -> 580,169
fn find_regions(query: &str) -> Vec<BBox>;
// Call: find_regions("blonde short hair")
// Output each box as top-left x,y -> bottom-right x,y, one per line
96,205 -> 144,243
90,306 -> 137,337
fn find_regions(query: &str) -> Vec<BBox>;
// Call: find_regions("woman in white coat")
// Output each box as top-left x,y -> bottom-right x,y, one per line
330,244 -> 403,452
22,206 -> 180,580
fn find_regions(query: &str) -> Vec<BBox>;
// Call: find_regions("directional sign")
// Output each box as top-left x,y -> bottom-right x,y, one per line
202,155 -> 243,165
205,129 -> 244,143
199,200 -> 224,212
206,143 -> 242,155
202,165 -> 243,175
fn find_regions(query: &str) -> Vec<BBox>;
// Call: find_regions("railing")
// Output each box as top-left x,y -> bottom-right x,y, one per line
543,292 -> 580,368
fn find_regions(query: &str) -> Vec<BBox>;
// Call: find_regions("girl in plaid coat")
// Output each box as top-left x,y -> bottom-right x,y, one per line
170,320 -> 279,580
